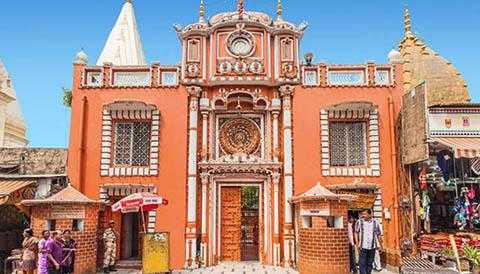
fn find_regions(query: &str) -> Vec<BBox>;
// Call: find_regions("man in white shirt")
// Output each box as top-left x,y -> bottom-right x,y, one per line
354,209 -> 383,274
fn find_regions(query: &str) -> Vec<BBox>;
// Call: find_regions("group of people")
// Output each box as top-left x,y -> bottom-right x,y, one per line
17,219 -> 118,274
347,209 -> 384,274
19,228 -> 76,274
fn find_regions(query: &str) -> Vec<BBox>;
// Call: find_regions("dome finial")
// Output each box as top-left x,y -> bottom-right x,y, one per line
276,0 -> 283,21
404,7 -> 412,33
74,48 -> 88,65
199,0 -> 206,23
237,0 -> 244,18
126,0 -> 132,3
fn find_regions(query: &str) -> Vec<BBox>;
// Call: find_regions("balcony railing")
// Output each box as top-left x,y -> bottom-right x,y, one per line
82,64 -> 179,88
301,63 -> 394,87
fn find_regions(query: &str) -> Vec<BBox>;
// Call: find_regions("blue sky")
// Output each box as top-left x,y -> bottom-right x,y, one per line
0,0 -> 478,147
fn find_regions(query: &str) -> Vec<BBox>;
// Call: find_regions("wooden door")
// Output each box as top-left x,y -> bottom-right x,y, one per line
220,186 -> 241,261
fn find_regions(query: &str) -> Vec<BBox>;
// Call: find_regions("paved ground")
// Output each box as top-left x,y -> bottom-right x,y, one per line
111,262 -> 397,273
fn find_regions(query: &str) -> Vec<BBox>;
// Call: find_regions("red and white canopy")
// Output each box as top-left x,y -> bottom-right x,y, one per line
111,192 -> 168,213
432,137 -> 480,158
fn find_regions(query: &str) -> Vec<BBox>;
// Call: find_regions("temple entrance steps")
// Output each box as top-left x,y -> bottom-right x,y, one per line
181,262 -> 299,274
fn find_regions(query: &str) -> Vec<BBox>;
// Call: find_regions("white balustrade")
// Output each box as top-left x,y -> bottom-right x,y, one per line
328,70 -> 365,85
113,71 -> 151,87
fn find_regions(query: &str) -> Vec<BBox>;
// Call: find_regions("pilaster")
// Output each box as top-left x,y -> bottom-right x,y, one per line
200,172 -> 209,267
185,85 -> 201,269
280,85 -> 295,268
272,172 -> 281,266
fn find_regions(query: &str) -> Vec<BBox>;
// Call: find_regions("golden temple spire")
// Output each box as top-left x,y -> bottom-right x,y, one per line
404,7 -> 412,34
199,0 -> 206,23
276,0 -> 283,21
237,0 -> 244,18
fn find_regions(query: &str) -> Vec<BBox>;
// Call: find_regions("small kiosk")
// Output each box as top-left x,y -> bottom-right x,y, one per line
22,185 -> 102,274
290,183 -> 355,274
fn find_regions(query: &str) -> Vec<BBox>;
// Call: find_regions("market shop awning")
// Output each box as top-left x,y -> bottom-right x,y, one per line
431,137 -> 480,158
0,179 -> 36,205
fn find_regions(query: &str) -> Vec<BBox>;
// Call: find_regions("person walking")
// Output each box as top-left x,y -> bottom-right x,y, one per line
45,230 -> 63,274
20,228 -> 38,274
38,230 -> 50,274
103,220 -> 118,273
348,217 -> 357,274
61,230 -> 76,274
354,209 -> 383,274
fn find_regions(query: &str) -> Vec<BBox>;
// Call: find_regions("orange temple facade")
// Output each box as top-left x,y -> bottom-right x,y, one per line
67,0 -> 408,270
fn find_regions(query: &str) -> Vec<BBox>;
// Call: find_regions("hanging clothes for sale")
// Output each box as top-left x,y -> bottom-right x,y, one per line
419,166 -> 428,190
437,150 -> 454,182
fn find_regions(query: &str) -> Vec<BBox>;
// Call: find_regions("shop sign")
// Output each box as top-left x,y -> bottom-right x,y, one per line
143,232 -> 170,273
50,206 -> 85,219
300,208 -> 330,216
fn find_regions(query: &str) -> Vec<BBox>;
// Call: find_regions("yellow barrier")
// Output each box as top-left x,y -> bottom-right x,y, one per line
143,232 -> 170,273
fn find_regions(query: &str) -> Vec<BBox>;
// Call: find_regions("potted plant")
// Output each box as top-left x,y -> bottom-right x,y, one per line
463,244 -> 480,274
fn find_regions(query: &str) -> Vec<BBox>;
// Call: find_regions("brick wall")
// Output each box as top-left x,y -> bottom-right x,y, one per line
30,204 -> 100,274
295,200 -> 349,274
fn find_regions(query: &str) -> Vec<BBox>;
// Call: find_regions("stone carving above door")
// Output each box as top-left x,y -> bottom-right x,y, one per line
219,118 -> 261,155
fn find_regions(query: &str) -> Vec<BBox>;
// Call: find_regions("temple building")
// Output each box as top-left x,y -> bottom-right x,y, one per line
0,59 -> 28,147
64,0 -> 475,272
397,9 -> 480,263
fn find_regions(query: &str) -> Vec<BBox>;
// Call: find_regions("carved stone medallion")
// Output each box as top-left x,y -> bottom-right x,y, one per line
220,118 -> 260,155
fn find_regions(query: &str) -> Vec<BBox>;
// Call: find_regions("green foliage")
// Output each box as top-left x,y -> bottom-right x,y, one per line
463,244 -> 480,267
442,247 -> 455,257
62,87 -> 72,107
242,186 -> 259,210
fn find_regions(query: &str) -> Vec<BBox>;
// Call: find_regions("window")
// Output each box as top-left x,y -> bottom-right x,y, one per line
45,220 -> 56,231
113,122 -> 151,166
329,122 -> 367,167
325,216 -> 344,228
72,219 -> 84,232
302,216 -> 312,228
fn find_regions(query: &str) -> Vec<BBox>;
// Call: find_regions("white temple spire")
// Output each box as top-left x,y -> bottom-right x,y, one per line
199,0 -> 206,23
96,0 -> 146,66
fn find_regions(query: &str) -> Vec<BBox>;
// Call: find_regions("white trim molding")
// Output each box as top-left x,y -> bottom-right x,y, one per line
321,104 -> 380,177
100,102 -> 160,177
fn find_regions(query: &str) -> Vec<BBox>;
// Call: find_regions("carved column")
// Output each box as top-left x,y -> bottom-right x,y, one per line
271,98 -> 281,162
200,172 -> 209,266
185,86 -> 201,268
280,85 -> 295,268
200,96 -> 210,162
272,172 -> 281,266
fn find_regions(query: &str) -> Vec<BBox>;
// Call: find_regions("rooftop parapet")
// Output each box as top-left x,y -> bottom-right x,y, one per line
78,63 -> 180,89
301,62 -> 398,88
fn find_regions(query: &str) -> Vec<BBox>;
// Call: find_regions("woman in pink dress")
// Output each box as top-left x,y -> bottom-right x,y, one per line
37,230 -> 50,274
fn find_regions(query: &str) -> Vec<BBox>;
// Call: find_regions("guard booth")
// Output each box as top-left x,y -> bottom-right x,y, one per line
290,183 -> 355,274
21,185 -> 102,274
